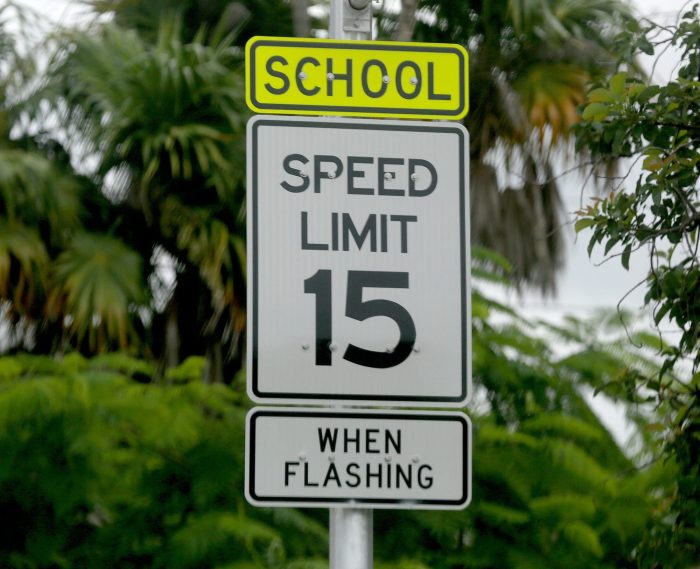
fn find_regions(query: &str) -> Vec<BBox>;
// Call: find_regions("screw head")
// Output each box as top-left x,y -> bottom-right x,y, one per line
302,343 -> 309,351
298,72 -> 307,80
327,72 -> 335,80
409,76 -> 418,85
382,75 -> 390,84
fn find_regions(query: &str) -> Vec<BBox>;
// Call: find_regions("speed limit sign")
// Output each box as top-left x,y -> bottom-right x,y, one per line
247,116 -> 470,406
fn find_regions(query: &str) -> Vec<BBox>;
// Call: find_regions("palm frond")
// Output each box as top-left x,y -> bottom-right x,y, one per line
48,232 -> 145,351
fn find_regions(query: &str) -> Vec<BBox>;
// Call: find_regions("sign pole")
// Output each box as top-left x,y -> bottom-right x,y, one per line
328,1 -> 373,568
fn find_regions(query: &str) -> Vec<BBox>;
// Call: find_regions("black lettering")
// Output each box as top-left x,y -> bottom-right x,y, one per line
380,214 -> 388,253
343,213 -> 377,252
301,211 -> 328,250
386,429 -> 401,454
390,215 -> 418,253
396,464 -> 412,488
264,56 -> 290,95
296,57 -> 321,96
366,463 -> 383,488
331,212 -> 339,251
303,462 -> 319,487
344,428 -> 360,453
318,428 -> 338,452
361,59 -> 388,98
314,155 -> 343,193
346,463 -> 361,487
328,58 -> 352,97
285,461 -> 299,486
323,463 -> 342,487
418,464 -> 434,489
378,158 -> 405,196
428,62 -> 450,100
396,61 -> 421,99
281,153 -> 309,193
348,156 -> 374,195
408,159 -> 438,197
365,429 -> 380,453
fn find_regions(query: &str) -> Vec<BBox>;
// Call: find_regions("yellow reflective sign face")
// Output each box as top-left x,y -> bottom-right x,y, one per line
246,37 -> 469,120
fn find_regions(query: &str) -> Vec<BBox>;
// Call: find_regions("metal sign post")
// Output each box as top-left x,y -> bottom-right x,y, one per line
242,2 -> 472,568
329,2 -> 372,567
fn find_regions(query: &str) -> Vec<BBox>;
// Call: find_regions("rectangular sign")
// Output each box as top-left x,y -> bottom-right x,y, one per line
247,116 -> 470,406
245,408 -> 471,509
246,36 -> 469,120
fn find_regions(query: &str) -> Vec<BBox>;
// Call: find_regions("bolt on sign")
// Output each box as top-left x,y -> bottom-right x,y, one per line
247,115 -> 470,406
245,408 -> 472,509
245,37 -> 469,120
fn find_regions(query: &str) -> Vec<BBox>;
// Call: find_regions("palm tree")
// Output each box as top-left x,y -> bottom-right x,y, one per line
384,0 -> 634,292
0,4 -> 147,354
43,21 -> 249,380
1,8 -> 250,380
89,0 -> 296,44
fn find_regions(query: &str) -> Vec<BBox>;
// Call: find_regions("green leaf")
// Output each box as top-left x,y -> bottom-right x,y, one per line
562,521 -> 603,558
581,102 -> 610,121
621,244 -> 632,270
654,303 -> 671,325
610,72 -> 627,95
588,88 -> 615,103
604,236 -> 620,255
637,85 -> 661,103
574,218 -> 596,233
638,37 -> 654,55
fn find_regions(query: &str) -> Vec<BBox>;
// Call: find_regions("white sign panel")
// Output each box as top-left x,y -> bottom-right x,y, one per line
247,116 -> 470,406
245,408 -> 471,509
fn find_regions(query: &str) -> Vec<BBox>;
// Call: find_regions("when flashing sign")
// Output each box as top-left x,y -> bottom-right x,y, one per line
245,37 -> 469,120
246,408 -> 471,509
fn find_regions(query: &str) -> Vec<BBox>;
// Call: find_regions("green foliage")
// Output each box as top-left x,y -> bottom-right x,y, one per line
398,0 -> 635,291
1,12 -> 248,375
575,7 -> 700,566
0,354 -> 328,568
0,274 -> 675,568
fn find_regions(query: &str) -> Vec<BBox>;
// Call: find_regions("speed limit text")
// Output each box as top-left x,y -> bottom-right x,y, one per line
281,153 -> 437,254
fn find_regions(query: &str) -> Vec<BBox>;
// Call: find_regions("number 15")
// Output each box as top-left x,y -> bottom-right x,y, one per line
304,270 -> 416,369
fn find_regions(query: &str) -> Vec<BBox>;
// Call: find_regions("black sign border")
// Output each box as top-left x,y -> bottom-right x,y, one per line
247,38 -> 467,118
249,117 -> 469,404
246,408 -> 471,508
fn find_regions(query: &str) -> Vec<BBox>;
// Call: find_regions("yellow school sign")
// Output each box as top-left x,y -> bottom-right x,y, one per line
245,37 -> 469,120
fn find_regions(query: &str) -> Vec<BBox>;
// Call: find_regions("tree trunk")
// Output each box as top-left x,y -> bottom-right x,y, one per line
394,0 -> 417,41
164,303 -> 180,370
204,340 -> 224,383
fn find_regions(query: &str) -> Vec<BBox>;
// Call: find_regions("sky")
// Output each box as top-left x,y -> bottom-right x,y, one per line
9,0 -> 691,446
